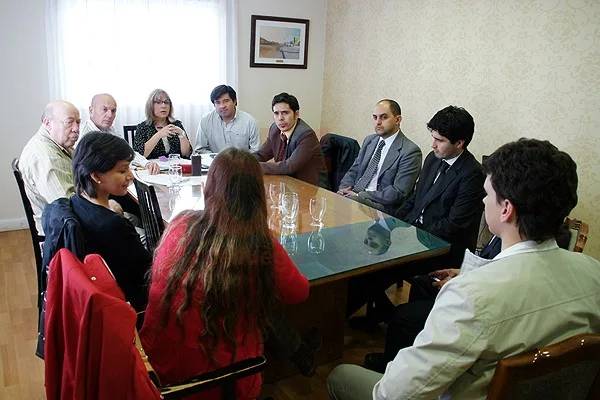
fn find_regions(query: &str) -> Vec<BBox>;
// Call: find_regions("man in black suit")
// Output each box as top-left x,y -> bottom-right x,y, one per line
254,92 -> 329,188
394,105 -> 486,267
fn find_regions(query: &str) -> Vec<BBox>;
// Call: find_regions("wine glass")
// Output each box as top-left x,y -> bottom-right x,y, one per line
308,229 -> 325,254
168,153 -> 181,167
309,197 -> 327,227
269,182 -> 285,209
281,192 -> 299,228
168,165 -> 183,186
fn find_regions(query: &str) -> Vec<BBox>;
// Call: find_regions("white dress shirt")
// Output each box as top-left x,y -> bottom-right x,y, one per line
78,119 -> 150,168
374,240 -> 600,400
366,132 -> 398,191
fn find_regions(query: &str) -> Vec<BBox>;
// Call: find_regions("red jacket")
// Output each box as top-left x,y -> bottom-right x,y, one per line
44,249 -> 161,400
140,216 -> 309,399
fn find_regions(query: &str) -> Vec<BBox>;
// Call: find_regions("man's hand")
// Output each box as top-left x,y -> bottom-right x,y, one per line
337,187 -> 357,196
429,268 -> 460,290
145,161 -> 160,175
108,199 -> 124,216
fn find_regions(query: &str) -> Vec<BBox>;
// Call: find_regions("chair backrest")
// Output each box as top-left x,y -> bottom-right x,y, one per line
133,178 -> 165,252
487,333 -> 600,400
566,217 -> 589,253
320,133 -> 360,192
12,158 -> 44,308
123,125 -> 137,147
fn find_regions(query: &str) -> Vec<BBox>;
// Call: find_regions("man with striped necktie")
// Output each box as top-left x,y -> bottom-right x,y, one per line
338,99 -> 422,214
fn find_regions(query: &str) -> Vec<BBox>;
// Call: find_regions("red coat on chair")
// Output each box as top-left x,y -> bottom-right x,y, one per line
44,249 -> 160,400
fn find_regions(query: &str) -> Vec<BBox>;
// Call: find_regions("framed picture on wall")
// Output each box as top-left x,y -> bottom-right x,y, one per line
250,15 -> 310,69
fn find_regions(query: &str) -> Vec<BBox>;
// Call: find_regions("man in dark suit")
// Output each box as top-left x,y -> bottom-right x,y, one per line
254,92 -> 329,188
395,105 -> 486,267
338,99 -> 422,213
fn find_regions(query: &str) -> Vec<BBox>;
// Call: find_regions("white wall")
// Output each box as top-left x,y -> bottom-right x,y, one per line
237,0 -> 327,139
1,0 -> 50,230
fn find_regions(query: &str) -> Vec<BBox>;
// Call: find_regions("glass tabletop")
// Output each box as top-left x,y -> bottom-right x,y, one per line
278,217 -> 449,282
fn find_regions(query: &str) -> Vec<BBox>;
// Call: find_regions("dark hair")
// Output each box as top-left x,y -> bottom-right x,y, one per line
210,85 -> 237,104
155,147 -> 277,364
483,138 -> 578,243
427,106 -> 475,148
377,99 -> 401,117
271,92 -> 299,112
73,132 -> 134,198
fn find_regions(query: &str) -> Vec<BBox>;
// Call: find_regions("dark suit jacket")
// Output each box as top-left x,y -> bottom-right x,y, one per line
255,118 -> 329,188
394,149 -> 485,266
340,131 -> 422,210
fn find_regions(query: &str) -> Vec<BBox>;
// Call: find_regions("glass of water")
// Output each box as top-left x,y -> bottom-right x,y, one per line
281,192 -> 299,228
168,153 -> 181,167
168,164 -> 183,186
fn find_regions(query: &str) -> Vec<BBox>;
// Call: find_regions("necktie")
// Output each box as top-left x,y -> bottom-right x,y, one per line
354,140 -> 386,192
277,133 -> 288,162
415,160 -> 450,223
432,160 -> 450,186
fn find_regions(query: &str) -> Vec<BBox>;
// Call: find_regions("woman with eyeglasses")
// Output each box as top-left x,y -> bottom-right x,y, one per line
134,88 -> 191,159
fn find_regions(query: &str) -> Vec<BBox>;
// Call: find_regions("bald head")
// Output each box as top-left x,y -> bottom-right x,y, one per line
89,93 -> 117,131
42,100 -> 81,149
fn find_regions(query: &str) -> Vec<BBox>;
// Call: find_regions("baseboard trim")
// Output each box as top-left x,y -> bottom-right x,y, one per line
0,218 -> 28,232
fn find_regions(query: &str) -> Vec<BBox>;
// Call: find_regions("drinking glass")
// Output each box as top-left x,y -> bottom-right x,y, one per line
168,153 -> 181,167
281,192 -> 299,228
308,229 -> 325,254
309,197 -> 327,227
269,182 -> 285,209
168,165 -> 183,186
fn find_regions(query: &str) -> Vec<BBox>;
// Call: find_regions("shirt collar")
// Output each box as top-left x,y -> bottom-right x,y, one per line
39,125 -> 71,154
378,131 -> 398,148
85,119 -> 116,135
282,121 -> 298,138
443,150 -> 463,167
219,109 -> 238,123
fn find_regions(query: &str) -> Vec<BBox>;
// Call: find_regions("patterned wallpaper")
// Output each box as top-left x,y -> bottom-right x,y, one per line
321,0 -> 600,259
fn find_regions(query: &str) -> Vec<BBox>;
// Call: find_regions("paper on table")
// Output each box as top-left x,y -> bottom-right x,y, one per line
149,158 -> 192,171
134,170 -> 205,187
201,153 -> 218,169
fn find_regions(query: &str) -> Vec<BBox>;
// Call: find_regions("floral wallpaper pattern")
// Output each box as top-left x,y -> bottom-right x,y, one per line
321,0 -> 600,259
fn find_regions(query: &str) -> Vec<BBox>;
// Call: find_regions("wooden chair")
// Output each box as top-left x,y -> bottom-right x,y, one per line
12,158 -> 45,309
487,333 -> 600,400
133,178 -> 165,252
123,125 -> 137,147
566,217 -> 589,253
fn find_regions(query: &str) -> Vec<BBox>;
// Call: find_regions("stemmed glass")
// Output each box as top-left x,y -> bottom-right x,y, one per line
168,165 -> 183,186
309,197 -> 327,227
168,153 -> 181,166
281,192 -> 299,228
269,182 -> 285,210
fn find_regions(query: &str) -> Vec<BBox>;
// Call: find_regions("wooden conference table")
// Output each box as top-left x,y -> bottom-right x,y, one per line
129,173 -> 450,380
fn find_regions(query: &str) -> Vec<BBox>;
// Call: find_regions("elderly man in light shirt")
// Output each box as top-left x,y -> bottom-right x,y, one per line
19,100 -> 80,235
194,85 -> 259,154
327,138 -> 600,400
78,93 -> 159,174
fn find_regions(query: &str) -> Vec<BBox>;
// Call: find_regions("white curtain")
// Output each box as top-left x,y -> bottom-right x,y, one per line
46,0 -> 238,147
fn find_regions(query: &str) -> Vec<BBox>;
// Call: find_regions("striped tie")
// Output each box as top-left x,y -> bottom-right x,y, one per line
354,140 -> 386,192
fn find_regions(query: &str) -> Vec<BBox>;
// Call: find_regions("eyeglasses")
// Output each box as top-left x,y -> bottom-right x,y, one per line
154,100 -> 172,105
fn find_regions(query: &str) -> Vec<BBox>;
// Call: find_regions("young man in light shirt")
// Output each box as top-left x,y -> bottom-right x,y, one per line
78,93 -> 159,174
327,138 -> 600,400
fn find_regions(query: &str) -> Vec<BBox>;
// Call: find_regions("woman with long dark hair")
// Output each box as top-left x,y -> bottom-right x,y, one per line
71,132 -> 151,311
140,148 -> 309,399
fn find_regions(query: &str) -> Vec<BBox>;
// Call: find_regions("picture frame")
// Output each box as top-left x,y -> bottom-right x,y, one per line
250,15 -> 310,69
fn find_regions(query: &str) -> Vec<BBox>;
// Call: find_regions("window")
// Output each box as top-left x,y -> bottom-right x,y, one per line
46,0 -> 237,144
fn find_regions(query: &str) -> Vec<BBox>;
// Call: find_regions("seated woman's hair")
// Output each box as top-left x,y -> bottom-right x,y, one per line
156,147 -> 278,363
73,132 -> 134,197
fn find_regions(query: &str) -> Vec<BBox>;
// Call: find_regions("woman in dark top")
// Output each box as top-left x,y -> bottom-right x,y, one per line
133,88 -> 191,159
72,132 -> 152,311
